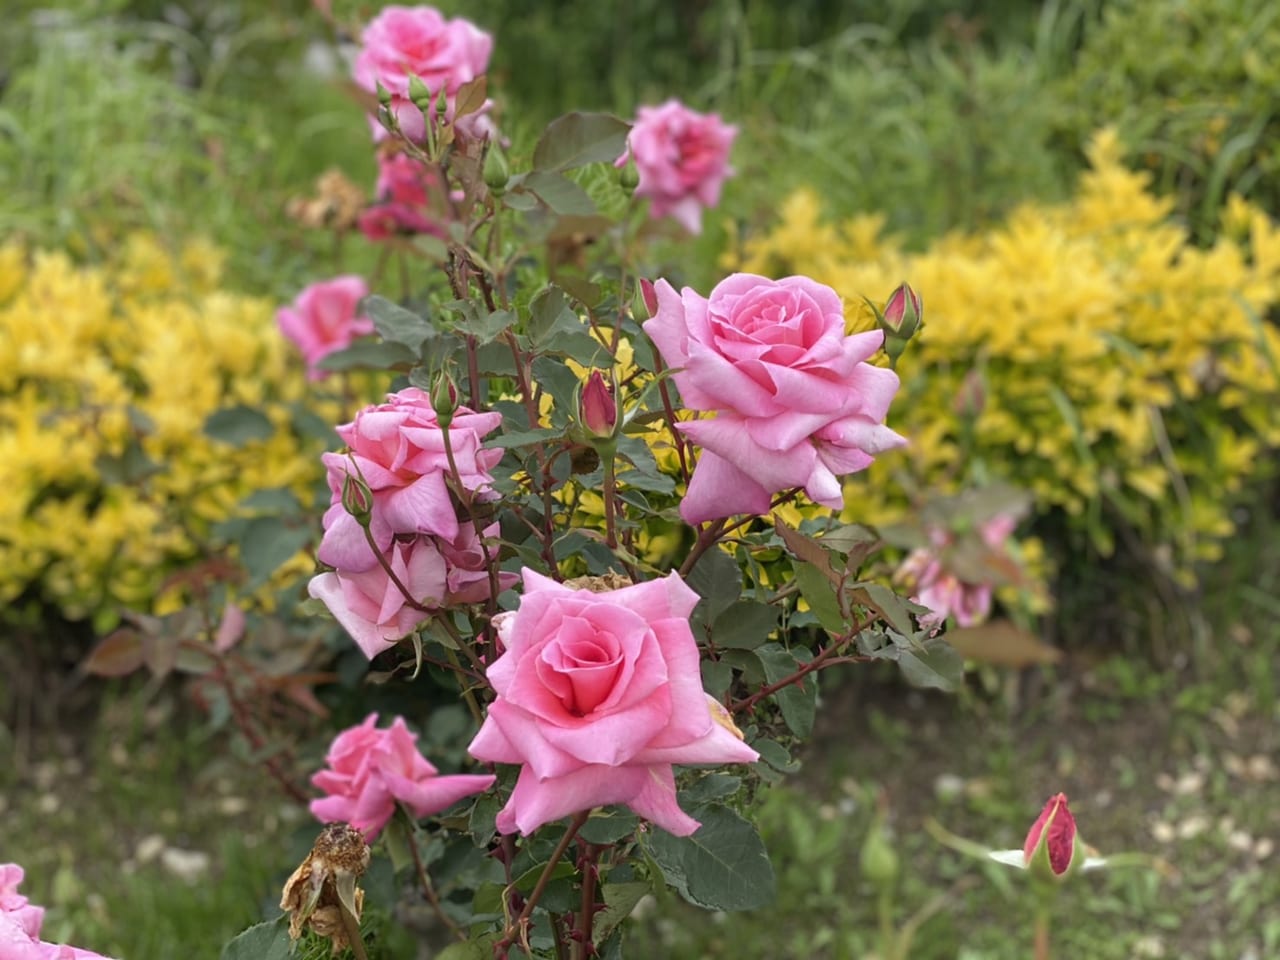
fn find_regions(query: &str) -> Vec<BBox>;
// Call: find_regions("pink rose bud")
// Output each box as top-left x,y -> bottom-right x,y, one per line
340,471 -> 374,526
881,282 -> 922,339
1023,793 -> 1079,879
580,370 -> 617,439
638,278 -> 658,319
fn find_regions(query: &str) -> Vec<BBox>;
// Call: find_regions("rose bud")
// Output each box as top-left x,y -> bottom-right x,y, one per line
430,368 -> 458,426
637,278 -> 658,320
881,282 -> 922,339
579,369 -> 618,440
340,470 -> 374,528
1023,792 -> 1079,881
482,144 -> 510,192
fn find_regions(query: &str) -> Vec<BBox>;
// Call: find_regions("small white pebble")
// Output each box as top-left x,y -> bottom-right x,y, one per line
1177,816 -> 1209,840
1254,837 -> 1274,860
1152,822 -> 1176,844
1227,831 -> 1254,853
217,796 -> 249,816
934,774 -> 966,800
135,834 -> 166,863
37,793 -> 59,815
160,848 -> 210,883
1132,935 -> 1165,958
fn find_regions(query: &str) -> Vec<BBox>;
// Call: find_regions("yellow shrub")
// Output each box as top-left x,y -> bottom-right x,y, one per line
0,233 -> 332,622
730,130 -> 1280,569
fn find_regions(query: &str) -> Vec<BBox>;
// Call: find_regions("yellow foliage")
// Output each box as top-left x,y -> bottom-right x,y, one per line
730,129 -> 1280,567
0,234 -> 332,621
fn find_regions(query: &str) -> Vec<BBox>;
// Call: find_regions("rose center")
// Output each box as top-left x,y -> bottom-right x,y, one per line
539,616 -> 623,716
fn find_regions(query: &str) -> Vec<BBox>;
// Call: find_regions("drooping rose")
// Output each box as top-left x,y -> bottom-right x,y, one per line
276,276 -> 373,380
618,100 -> 737,235
0,864 -> 115,959
352,5 -> 493,143
311,714 -> 495,839
644,273 -> 905,524
467,569 -> 759,837
317,389 -> 503,573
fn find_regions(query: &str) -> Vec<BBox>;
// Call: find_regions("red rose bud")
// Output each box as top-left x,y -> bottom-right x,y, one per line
639,278 -> 658,319
881,282 -> 922,340
1023,793 -> 1078,880
580,370 -> 618,439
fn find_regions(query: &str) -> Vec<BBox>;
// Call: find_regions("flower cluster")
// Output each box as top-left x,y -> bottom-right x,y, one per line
0,234 -> 327,620
896,513 -> 1020,628
736,129 -> 1280,567
308,387 -> 514,657
1,863 -> 114,959
644,273 -> 906,524
311,714 -> 495,839
358,149 -> 449,241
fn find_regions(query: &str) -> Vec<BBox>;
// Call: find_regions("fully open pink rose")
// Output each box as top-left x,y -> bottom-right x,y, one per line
467,569 -> 759,837
0,865 -> 114,959
317,389 -> 503,572
353,5 -> 492,143
311,714 -> 495,839
276,276 -> 373,380
620,99 -> 737,234
644,273 -> 905,523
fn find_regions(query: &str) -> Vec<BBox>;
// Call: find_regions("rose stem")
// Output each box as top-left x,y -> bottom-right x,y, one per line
501,811 -> 591,952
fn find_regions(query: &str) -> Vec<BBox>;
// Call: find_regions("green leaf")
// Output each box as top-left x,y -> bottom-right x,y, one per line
594,881 -> 651,945
580,809 -> 639,844
316,338 -> 418,372
752,737 -> 798,773
490,427 -> 563,449
238,516 -> 311,589
435,936 -> 497,960
700,659 -> 734,698
793,562 -> 846,634
897,638 -> 964,691
219,919 -> 292,960
364,295 -> 435,353
852,582 -> 917,638
204,405 -> 274,446
679,773 -> 742,806
686,547 -> 742,622
773,518 -> 837,583
711,600 -> 778,650
525,170 -> 597,215
533,111 -> 630,172
644,804 -> 776,912
755,643 -> 816,738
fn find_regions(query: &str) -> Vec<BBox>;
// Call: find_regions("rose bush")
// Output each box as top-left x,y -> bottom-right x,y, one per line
467,570 -> 759,836
275,275 -> 373,380
311,714 -> 495,840
621,99 -> 737,234
644,273 -> 906,523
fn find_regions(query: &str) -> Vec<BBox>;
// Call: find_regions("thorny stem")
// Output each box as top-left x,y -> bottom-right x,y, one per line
213,659 -> 309,804
499,812 -> 592,957
730,613 -> 878,715
677,518 -> 729,578
652,354 -> 690,484
601,455 -> 618,550
572,842 -> 601,960
362,523 -> 432,614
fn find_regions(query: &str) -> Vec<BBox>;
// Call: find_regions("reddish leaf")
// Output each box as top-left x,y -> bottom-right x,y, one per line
946,620 -> 1062,668
774,518 -> 838,584
83,629 -> 145,677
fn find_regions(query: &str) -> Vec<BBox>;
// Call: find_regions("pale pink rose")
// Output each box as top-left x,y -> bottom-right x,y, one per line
644,273 -> 905,524
896,514 -> 1018,628
0,865 -> 115,959
317,389 -> 503,572
276,276 -> 374,380
352,5 -> 493,143
467,569 -> 759,837
620,100 -> 737,234
358,152 -> 447,241
310,714 -> 495,839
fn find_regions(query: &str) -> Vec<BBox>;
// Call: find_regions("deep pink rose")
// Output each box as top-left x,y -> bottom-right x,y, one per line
620,99 -> 737,234
467,570 -> 759,837
644,273 -> 905,524
311,714 -> 496,839
276,276 -> 374,380
897,514 -> 1018,628
358,151 -> 447,241
0,865 -> 114,959
353,5 -> 492,143
317,389 -> 503,572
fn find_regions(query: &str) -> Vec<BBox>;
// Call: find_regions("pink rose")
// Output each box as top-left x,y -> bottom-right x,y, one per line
353,5 -> 493,143
467,569 -> 759,837
311,714 -> 496,839
276,276 -> 374,381
317,389 -> 503,572
0,865 -> 114,959
358,152 -> 447,241
1023,793 -> 1078,877
309,524 -> 515,659
620,100 -> 737,234
644,273 -> 905,524
896,514 -> 1018,628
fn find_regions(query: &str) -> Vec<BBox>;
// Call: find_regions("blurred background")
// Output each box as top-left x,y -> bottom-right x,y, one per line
1,1 -> 1278,957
